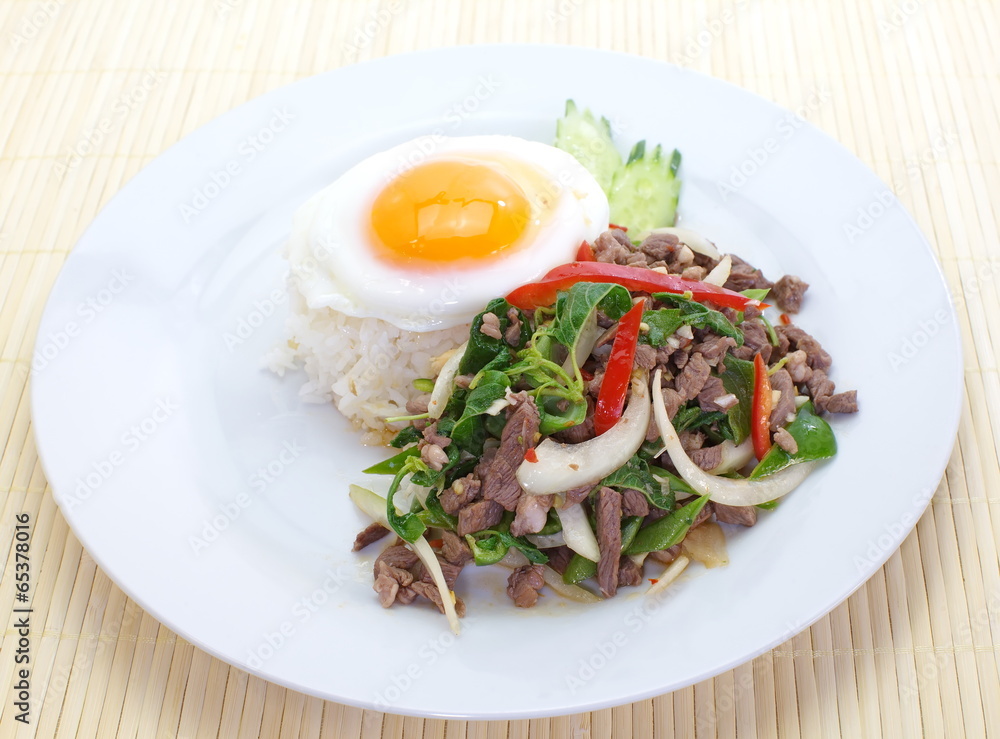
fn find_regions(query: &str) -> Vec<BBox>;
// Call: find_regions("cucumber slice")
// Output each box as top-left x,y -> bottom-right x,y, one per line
554,100 -> 622,192
607,142 -> 682,233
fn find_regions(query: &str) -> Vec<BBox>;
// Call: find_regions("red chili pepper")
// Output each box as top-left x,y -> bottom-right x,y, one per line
649,578 -> 659,585
523,448 -> 538,463
609,223 -> 628,232
593,302 -> 644,435
779,313 -> 791,325
575,241 -> 595,261
428,539 -> 444,549
751,353 -> 773,460
580,368 -> 595,382
506,262 -> 755,312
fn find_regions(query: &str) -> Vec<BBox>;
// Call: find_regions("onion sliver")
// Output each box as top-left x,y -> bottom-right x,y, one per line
428,342 -> 467,420
703,254 -> 732,287
707,438 -> 754,475
556,503 -> 601,562
652,370 -> 818,506
647,555 -> 690,597
517,373 -> 651,495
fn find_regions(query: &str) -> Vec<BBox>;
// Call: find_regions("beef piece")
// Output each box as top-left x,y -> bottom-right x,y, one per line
773,427 -> 798,454
769,368 -> 797,431
545,545 -> 574,575
594,229 -> 633,264
681,265 -> 708,281
439,474 -> 481,515
587,370 -> 604,397
784,349 -> 812,384
640,232 -> 680,261
697,376 -> 733,413
772,275 -> 809,313
480,311 -> 503,340
675,352 -> 711,400
695,334 -> 736,366
510,494 -> 554,537
777,325 -> 832,371
743,303 -> 761,321
352,522 -> 389,552
454,374 -> 474,389
394,586 -> 418,605
825,390 -> 859,414
440,530 -> 472,566
679,430 -> 705,452
713,503 -> 758,527
405,394 -> 430,415
634,343 -> 657,370
553,407 -> 595,444
422,423 -> 452,448
420,443 -> 449,470
692,501 -> 713,529
660,387 -> 684,420
373,559 -> 413,608
626,251 -> 649,267
414,557 -> 464,590
618,555 -> 644,588
506,564 -> 546,608
723,255 -> 774,292
409,580 -> 448,613
648,544 -> 682,564
733,320 -> 772,363
667,245 -> 695,272
481,392 -> 540,511
805,369 -> 837,411
596,310 -> 616,329
691,444 -> 724,471
456,499 -> 503,536
646,413 -> 662,442
672,346 -> 690,370
621,488 -> 650,517
560,485 -> 593,508
595,487 -> 623,598
655,345 -> 676,367
375,545 -> 418,571
505,307 -> 522,347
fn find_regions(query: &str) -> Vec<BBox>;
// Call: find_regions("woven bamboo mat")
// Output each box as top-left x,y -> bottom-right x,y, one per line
1,0 -> 997,736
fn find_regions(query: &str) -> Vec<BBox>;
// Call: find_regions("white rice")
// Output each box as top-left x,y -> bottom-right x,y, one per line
265,285 -> 469,445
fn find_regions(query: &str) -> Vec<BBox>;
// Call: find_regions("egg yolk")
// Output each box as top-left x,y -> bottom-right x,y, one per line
370,159 -> 532,265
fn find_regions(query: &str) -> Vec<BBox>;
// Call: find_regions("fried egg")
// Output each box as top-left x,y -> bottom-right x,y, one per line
286,135 -> 610,330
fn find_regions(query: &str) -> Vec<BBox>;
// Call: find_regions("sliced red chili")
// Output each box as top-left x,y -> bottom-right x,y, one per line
523,448 -> 538,463
751,353 -> 773,460
506,262 -> 755,312
428,539 -> 444,549
608,223 -> 628,232
575,240 -> 596,261
779,313 -> 791,325
593,302 -> 644,435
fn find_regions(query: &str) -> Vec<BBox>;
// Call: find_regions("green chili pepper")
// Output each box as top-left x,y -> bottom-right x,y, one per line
363,446 -> 421,475
563,553 -> 597,584
625,495 -> 710,555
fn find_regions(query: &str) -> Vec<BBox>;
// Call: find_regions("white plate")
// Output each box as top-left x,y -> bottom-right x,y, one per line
32,46 -> 961,719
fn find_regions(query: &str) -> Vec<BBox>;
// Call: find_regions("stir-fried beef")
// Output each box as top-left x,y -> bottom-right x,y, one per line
594,228 -> 633,263
773,427 -> 799,454
733,320 -> 772,363
422,423 -> 452,448
618,556 -> 644,588
375,544 -> 419,571
352,522 -> 389,552
373,559 -> 413,608
481,392 -> 539,511
621,488 -> 650,518
675,352 -> 711,400
679,430 -> 705,451
769,368 -> 797,431
440,530 -> 472,566
825,390 -> 859,414
660,387 -> 684,419
457,499 -> 503,536
691,444 -> 723,471
595,487 -> 623,598
777,325 -> 832,371
634,343 -> 657,370
772,275 -> 809,313
695,334 -> 737,366
506,564 -> 546,608
480,311 -> 503,340
784,349 -> 812,384
409,580 -> 466,617
545,545 -> 574,575
505,307 -> 522,347
510,494 -> 554,537
640,231 -> 680,261
681,265 -> 707,281
405,394 -> 430,415
553,398 -> 595,443
805,369 -> 836,412
692,501 -> 713,529
713,503 -> 758,527
724,255 -> 773,292
439,474 -> 481,515
648,544 -> 682,564
559,485 -> 593,508
420,443 -> 449,470
697,376 -> 731,413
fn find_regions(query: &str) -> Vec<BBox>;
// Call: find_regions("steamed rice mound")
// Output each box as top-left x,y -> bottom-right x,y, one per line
268,285 -> 468,445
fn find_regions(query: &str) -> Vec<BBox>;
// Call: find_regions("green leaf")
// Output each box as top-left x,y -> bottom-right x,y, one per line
750,402 -> 837,478
416,489 -> 458,530
648,464 -> 694,499
466,528 -> 548,566
459,298 -> 530,374
601,455 -> 675,510
625,495 -> 710,555
740,288 -> 770,302
552,282 -> 631,368
363,446 -> 421,475
389,426 -> 422,449
653,292 -> 744,346
639,308 -> 684,347
385,465 -> 427,542
718,353 -> 755,444
451,373 -> 511,454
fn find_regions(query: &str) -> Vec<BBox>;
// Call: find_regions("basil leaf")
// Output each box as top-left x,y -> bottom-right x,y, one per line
718,353 -> 754,443
740,288 -> 770,302
552,282 -> 631,368
602,455 -> 676,510
466,528 -> 548,566
639,308 -> 684,347
653,292 -> 744,346
649,464 -> 695,499
416,489 -> 457,530
386,466 -> 427,542
459,298 -> 530,374
750,402 -> 837,478
451,374 -> 511,454
389,425 -> 422,449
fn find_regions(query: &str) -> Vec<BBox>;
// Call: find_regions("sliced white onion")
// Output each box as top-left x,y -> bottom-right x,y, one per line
349,485 -> 461,634
526,531 -> 566,549
517,373 -> 651,494
681,522 -> 729,568
707,438 -> 754,475
652,369 -> 819,506
641,227 -> 720,260
647,554 -> 690,597
428,342 -> 467,420
499,549 -> 602,604
703,254 -> 732,287
556,503 -> 601,562
563,311 -> 600,374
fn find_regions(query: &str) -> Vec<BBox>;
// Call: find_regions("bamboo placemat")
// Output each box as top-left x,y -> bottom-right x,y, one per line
1,0 -> 997,736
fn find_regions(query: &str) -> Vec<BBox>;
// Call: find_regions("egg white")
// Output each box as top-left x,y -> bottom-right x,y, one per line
286,135 -> 610,331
